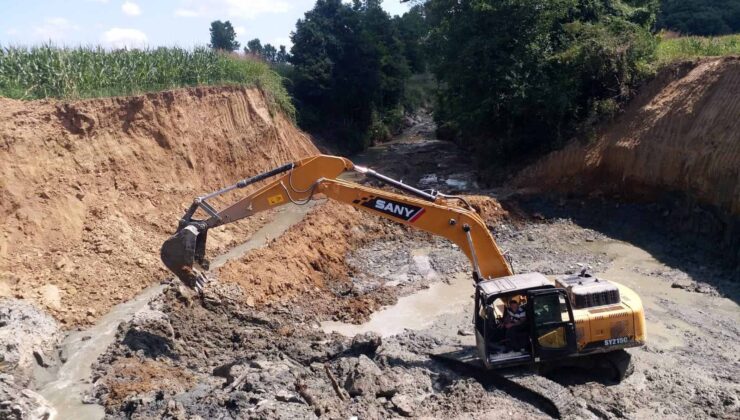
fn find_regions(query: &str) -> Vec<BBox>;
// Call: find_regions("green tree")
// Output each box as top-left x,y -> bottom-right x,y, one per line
276,45 -> 290,63
425,0 -> 657,168
290,0 -> 411,151
262,44 -> 278,62
209,20 -> 240,51
658,0 -> 740,35
246,38 -> 263,55
394,4 -> 429,73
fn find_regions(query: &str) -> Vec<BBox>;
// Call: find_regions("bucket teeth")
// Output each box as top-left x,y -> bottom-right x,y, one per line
161,224 -> 207,289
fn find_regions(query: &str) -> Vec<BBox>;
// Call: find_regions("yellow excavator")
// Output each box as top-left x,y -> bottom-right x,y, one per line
161,154 -> 645,379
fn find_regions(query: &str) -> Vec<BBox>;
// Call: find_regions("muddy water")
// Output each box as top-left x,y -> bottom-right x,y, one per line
37,284 -> 165,420
322,272 -> 472,337
35,204 -> 316,420
587,240 -> 739,350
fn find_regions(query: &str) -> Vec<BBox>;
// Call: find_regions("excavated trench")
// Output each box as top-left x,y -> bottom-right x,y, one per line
31,204 -> 315,419
2,61 -> 739,419
89,136 -> 739,419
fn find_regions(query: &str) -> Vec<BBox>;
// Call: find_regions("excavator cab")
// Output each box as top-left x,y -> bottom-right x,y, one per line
474,273 -> 578,369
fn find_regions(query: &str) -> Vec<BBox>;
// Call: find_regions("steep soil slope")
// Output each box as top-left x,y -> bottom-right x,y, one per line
515,57 -> 740,218
0,86 -> 318,326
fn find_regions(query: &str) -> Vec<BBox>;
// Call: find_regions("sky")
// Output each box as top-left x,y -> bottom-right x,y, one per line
0,0 -> 411,50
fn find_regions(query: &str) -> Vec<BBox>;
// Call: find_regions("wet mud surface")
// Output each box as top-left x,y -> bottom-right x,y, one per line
90,129 -> 739,419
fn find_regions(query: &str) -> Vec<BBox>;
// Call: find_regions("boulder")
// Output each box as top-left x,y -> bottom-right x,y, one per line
351,332 -> 382,355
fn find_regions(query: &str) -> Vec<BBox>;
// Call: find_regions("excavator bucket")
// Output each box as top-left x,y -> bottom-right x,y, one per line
160,224 -> 209,290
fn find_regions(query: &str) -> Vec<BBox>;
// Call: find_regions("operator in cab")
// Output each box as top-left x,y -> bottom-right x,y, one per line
502,298 -> 527,352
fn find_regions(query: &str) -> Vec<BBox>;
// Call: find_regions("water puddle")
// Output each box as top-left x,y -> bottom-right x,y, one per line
37,283 -> 165,420
321,272 -> 472,337
35,203 -> 316,420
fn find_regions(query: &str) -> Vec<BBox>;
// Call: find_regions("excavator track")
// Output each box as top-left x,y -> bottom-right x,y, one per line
430,347 -> 583,419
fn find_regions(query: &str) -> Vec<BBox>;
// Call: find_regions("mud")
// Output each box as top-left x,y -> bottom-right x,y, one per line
91,126 -> 739,419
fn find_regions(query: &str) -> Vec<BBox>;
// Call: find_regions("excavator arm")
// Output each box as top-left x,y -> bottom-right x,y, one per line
161,155 -> 512,290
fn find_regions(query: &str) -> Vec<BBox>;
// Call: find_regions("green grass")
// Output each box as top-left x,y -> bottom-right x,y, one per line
0,45 -> 294,117
656,34 -> 740,65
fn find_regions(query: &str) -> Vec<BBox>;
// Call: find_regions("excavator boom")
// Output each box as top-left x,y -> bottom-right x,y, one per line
160,155 -> 512,289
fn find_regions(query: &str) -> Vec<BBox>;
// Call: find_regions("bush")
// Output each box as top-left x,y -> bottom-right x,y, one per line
425,0 -> 658,168
657,0 -> 740,36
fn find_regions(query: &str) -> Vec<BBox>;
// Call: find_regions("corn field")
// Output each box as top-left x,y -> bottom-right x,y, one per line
0,45 -> 293,116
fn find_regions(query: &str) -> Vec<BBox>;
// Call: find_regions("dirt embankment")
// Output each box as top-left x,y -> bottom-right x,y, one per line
216,195 -> 507,323
0,86 -> 318,326
515,57 -> 740,252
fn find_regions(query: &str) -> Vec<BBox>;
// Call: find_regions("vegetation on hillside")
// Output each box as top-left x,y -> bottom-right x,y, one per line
288,0 -> 418,152
0,46 -> 293,116
657,0 -> 740,36
656,34 -> 740,64
424,0 -> 658,169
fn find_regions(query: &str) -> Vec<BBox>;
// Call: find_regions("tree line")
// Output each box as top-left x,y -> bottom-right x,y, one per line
658,0 -> 740,36
208,20 -> 289,64
282,0 -> 658,166
208,0 -> 737,172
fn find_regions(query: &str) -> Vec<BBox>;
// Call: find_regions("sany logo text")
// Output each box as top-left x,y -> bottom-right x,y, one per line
374,199 -> 416,218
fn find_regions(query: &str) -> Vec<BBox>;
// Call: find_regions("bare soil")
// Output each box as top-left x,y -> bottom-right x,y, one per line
0,86 -> 317,327
515,57 -> 740,217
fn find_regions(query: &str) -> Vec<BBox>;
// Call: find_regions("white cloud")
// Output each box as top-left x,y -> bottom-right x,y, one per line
6,28 -> 19,36
101,28 -> 148,49
234,25 -> 246,37
271,37 -> 292,49
33,17 -> 80,41
122,1 -> 141,16
174,8 -> 199,17
175,0 -> 291,20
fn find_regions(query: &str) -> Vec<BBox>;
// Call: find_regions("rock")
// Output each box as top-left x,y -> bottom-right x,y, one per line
275,389 -> 303,404
344,355 -> 383,397
0,374 -> 55,420
122,309 -> 175,358
53,257 -> 70,270
391,394 -> 416,417
32,350 -> 49,368
38,285 -> 62,310
351,332 -> 382,355
0,299 -> 60,383
671,279 -> 693,290
457,328 -> 473,336
162,399 -> 187,420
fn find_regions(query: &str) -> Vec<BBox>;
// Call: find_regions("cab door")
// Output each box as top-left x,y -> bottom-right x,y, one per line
527,289 -> 577,361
